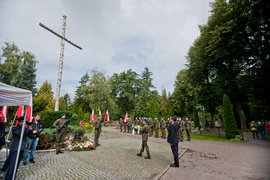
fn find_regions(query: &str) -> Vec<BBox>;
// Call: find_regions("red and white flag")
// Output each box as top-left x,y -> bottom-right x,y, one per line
25,105 -> 32,122
90,109 -> 95,123
16,106 -> 24,118
0,106 -> 8,123
124,112 -> 128,122
99,109 -> 102,120
105,110 -> 109,123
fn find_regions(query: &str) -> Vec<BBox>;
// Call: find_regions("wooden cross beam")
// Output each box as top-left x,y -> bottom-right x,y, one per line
39,15 -> 82,111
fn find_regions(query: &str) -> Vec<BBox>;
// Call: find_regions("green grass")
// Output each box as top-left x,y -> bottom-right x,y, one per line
85,129 -> 107,133
153,130 -> 244,142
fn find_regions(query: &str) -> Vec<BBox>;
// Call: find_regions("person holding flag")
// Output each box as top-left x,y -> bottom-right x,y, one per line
123,112 -> 128,133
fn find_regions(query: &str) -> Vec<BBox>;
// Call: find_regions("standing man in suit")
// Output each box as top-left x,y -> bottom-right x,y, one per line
167,117 -> 179,168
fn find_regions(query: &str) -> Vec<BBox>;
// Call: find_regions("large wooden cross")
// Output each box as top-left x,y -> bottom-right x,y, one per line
39,15 -> 82,111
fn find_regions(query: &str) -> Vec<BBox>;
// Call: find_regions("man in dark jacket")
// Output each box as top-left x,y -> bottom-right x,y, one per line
0,116 -> 37,180
0,114 -> 6,150
22,113 -> 43,165
167,117 -> 179,167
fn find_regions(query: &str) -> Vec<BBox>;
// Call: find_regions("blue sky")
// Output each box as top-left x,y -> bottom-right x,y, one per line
0,0 -> 213,100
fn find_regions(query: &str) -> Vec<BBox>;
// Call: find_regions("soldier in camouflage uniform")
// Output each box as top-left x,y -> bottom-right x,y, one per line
119,118 -> 123,132
128,117 -> 132,133
166,117 -> 171,132
137,119 -> 151,159
154,117 -> 160,138
134,117 -> 138,134
123,117 -> 128,133
53,113 -> 68,154
177,117 -> 185,142
148,118 -> 154,137
93,115 -> 102,146
160,117 -> 166,139
185,117 -> 192,141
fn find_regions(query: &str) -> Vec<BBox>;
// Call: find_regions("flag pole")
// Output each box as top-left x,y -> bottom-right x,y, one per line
12,106 -> 28,180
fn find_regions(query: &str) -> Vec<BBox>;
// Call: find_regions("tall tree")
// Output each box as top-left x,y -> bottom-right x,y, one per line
0,42 -> 22,84
149,99 -> 157,119
82,69 -> 115,114
13,51 -> 38,94
33,81 -> 55,113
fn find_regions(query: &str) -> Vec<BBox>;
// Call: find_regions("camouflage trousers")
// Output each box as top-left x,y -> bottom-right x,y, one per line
186,129 -> 191,141
94,129 -> 101,145
177,130 -> 184,141
55,128 -> 67,152
155,128 -> 159,137
149,127 -> 153,137
140,140 -> 150,156
161,128 -> 166,138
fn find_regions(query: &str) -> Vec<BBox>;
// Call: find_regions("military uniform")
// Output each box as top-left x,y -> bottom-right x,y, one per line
166,118 -> 171,132
148,119 -> 154,137
93,117 -> 102,146
128,118 -> 132,133
123,118 -> 128,133
53,115 -> 68,154
185,117 -> 192,141
160,119 -> 166,139
119,118 -> 123,132
154,118 -> 160,138
137,120 -> 151,159
177,118 -> 185,142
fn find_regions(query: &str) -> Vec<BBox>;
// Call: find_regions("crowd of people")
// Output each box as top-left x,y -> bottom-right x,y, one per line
250,121 -> 268,140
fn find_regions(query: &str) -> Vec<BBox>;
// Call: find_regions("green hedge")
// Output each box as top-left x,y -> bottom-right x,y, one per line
39,110 -> 77,128
40,125 -> 85,142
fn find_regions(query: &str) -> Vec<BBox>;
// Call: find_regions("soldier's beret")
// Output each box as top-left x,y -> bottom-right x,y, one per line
144,119 -> 148,122
61,113 -> 66,116
17,116 -> 24,122
97,115 -> 100,117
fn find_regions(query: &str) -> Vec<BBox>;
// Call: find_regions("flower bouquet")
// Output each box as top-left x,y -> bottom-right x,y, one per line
64,136 -> 96,151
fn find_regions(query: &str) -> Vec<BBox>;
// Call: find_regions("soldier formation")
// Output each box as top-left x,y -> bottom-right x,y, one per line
119,116 -> 193,142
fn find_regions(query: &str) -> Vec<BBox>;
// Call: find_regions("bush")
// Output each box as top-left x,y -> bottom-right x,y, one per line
37,134 -> 54,150
40,128 -> 57,141
83,123 -> 92,130
68,125 -> 85,135
39,110 -> 77,128
223,94 -> 239,139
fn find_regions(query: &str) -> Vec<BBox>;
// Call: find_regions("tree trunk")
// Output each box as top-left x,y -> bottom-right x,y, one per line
210,112 -> 215,129
236,101 -> 247,132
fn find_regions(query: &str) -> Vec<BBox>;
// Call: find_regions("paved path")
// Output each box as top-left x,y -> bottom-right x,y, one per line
1,127 -> 269,179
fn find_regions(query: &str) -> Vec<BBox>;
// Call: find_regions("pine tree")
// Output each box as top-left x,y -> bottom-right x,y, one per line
223,94 -> 239,139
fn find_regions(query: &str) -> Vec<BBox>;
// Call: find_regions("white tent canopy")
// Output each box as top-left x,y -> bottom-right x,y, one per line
0,82 -> 32,106
0,82 -> 33,180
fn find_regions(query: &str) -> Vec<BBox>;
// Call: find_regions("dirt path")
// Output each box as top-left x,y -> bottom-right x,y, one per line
104,127 -> 270,180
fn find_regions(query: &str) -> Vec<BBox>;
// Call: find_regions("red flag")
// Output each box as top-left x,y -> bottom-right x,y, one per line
26,105 -> 32,122
0,106 -> 8,123
124,112 -> 128,122
105,110 -> 109,123
16,106 -> 24,118
90,109 -> 95,123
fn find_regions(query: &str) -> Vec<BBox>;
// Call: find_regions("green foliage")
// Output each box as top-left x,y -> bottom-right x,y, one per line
39,111 -> 76,128
40,128 -> 57,141
67,125 -> 85,135
223,94 -> 239,139
33,81 -> 55,113
193,107 -> 200,129
84,112 -> 90,123
37,134 -> 53,150
76,108 -> 83,126
149,99 -> 157,119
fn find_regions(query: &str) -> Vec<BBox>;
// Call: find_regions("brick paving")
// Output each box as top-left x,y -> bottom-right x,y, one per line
0,130 -> 185,180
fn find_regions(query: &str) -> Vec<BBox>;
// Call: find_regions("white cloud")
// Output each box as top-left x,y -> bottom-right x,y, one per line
0,0 -> 212,100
